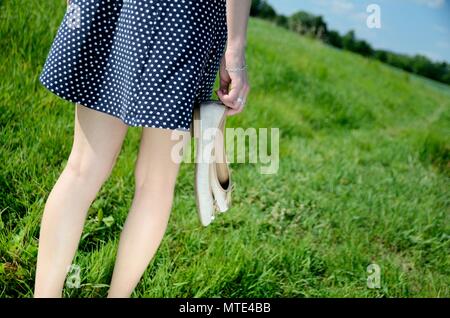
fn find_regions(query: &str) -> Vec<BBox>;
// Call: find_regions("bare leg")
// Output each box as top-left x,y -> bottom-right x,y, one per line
107,127 -> 189,298
34,104 -> 128,298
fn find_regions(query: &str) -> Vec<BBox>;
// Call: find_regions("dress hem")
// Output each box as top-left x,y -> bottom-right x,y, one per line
38,75 -> 201,133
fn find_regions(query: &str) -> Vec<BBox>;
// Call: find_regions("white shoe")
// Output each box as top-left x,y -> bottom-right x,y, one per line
193,101 -> 227,226
209,113 -> 232,213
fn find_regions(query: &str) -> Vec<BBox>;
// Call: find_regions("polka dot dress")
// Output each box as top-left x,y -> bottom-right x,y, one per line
39,0 -> 228,131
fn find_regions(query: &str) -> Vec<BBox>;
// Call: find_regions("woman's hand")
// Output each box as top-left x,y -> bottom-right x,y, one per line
217,49 -> 250,116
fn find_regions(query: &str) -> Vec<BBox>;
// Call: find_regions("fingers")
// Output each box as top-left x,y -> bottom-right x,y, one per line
217,80 -> 241,108
217,58 -> 250,116
218,55 -> 230,94
218,77 -> 229,97
226,83 -> 250,116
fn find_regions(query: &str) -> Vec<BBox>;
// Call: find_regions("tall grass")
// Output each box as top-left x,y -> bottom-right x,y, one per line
0,1 -> 449,297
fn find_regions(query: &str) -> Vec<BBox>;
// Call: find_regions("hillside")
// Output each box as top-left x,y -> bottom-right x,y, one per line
0,2 -> 449,297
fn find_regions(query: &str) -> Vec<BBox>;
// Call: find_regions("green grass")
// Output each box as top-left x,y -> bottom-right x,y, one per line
1,1 -> 449,298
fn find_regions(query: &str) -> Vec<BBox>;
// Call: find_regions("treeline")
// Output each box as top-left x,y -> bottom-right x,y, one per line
251,0 -> 450,85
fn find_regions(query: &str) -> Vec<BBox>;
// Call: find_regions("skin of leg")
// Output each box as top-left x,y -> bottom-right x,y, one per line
107,127 -> 190,298
34,104 -> 128,298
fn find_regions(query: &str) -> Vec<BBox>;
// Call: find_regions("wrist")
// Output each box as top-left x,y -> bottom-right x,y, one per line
225,49 -> 246,67
226,41 -> 247,56
225,54 -> 246,71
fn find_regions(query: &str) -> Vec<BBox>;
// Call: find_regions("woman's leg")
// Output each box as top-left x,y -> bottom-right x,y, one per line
107,127 -> 189,298
34,104 -> 128,298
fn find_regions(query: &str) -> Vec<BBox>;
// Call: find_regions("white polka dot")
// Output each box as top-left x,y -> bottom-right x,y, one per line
39,0 -> 227,131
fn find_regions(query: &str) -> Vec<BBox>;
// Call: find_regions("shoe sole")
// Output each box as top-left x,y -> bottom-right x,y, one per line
194,101 -> 227,226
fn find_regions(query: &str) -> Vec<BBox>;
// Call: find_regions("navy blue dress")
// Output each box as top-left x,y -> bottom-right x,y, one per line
39,0 -> 228,131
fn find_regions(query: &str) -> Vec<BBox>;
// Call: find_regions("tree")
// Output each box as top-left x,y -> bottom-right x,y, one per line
250,0 -> 276,20
354,39 -> 373,57
312,15 -> 328,40
442,67 -> 450,85
325,30 -> 342,48
386,53 -> 414,72
288,11 -> 328,39
250,0 -> 262,16
411,55 -> 447,82
373,50 -> 388,63
249,0 -> 450,86
341,30 -> 356,52
274,14 -> 289,29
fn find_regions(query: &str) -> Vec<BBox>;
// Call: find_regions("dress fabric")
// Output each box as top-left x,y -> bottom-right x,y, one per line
39,0 -> 228,131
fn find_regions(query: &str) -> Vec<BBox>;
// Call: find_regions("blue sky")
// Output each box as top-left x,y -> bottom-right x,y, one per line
266,0 -> 450,63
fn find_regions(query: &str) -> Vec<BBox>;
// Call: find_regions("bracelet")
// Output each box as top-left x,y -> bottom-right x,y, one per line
225,65 -> 247,73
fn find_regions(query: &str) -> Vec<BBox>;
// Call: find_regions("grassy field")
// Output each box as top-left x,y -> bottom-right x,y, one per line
1,1 -> 449,298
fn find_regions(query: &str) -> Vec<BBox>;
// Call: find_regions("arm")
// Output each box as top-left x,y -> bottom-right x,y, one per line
217,0 -> 251,116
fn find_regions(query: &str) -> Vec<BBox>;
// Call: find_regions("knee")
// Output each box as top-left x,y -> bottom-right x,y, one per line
134,173 -> 176,208
65,150 -> 118,186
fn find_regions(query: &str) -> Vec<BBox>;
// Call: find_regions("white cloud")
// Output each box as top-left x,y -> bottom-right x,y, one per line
315,0 -> 364,23
330,0 -> 355,13
436,40 -> 450,49
414,0 -> 446,9
315,0 -> 355,14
